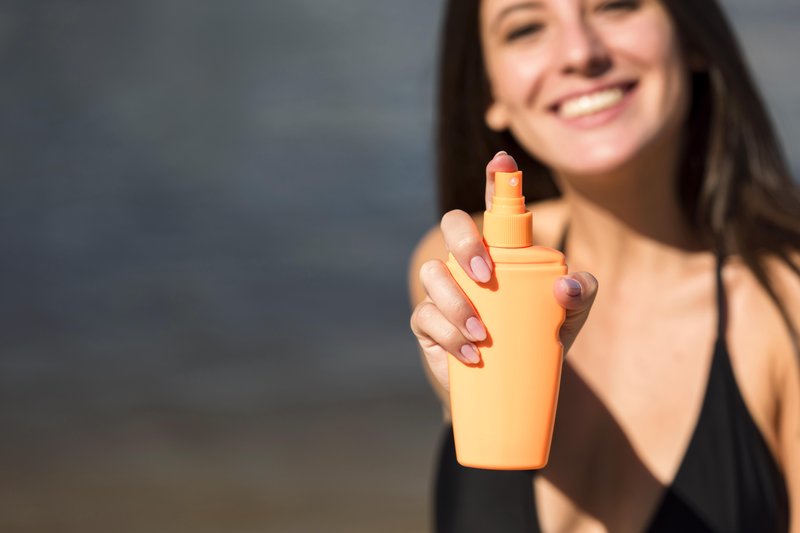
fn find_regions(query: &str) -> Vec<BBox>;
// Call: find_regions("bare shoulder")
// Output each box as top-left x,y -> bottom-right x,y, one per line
408,223 -> 448,308
726,251 -> 800,353
725,252 -> 800,405
761,251 -> 800,372
763,251 -> 800,314
753,252 -> 800,525
723,251 -> 800,483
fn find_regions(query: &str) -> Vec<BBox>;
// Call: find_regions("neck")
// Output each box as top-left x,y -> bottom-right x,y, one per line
556,135 -> 709,283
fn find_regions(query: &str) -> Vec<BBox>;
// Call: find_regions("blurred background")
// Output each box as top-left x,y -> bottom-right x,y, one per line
0,1 -> 797,532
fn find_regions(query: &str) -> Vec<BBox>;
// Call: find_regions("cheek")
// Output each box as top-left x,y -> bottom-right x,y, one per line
487,50 -> 549,110
609,2 -> 681,67
610,11 -> 689,123
610,13 -> 675,61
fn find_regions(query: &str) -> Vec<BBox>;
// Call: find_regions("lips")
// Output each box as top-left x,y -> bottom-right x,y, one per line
549,81 -> 638,119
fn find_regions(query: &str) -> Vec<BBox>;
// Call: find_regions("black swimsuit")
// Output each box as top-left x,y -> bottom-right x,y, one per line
434,252 -> 789,532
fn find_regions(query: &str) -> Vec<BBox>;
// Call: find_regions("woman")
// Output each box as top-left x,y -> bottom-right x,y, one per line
408,0 -> 800,531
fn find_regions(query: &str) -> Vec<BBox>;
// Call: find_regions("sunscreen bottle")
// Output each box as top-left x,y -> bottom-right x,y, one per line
446,170 -> 567,470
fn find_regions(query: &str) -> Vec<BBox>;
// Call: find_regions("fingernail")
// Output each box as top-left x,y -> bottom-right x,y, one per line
466,317 -> 486,341
493,150 -> 507,159
460,344 -> 480,364
470,256 -> 492,283
562,278 -> 582,297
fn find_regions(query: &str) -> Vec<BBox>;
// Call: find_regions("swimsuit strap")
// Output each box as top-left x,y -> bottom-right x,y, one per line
714,251 -> 728,347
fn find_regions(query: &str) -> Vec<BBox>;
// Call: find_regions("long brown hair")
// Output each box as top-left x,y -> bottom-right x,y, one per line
436,0 -> 800,348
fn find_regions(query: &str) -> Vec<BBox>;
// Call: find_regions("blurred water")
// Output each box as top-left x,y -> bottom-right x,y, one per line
0,0 -> 438,417
0,1 -> 797,531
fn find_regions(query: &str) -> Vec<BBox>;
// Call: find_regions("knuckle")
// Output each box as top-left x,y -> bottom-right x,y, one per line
452,235 -> 480,255
452,298 -> 473,319
419,259 -> 444,283
441,325 -> 462,347
441,209 -> 467,229
414,301 -> 438,324
409,309 -> 420,332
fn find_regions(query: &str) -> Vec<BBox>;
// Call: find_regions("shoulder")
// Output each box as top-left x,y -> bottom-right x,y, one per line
407,223 -> 447,308
725,251 -> 800,354
759,252 -> 800,385
724,252 -> 800,490
725,252 -> 800,372
763,251 -> 800,315
725,251 -> 800,428
751,251 -> 800,526
409,224 -> 447,272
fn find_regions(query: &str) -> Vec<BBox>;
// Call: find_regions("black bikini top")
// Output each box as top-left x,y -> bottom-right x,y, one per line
434,233 -> 789,532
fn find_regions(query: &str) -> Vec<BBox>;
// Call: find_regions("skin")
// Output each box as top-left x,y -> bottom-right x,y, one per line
409,0 -> 800,532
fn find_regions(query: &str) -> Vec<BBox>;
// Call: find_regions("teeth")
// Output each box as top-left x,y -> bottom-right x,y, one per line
559,87 -> 624,119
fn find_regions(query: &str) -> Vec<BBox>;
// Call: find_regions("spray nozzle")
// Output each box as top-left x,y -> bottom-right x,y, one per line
484,171 -> 533,248
495,171 -> 522,199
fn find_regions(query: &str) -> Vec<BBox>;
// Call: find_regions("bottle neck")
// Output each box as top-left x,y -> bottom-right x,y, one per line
485,170 -> 533,248
483,209 -> 532,248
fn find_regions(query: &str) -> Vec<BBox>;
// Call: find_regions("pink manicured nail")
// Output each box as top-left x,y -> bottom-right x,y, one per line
470,256 -> 492,283
466,317 -> 486,341
460,344 -> 480,364
493,150 -> 507,159
562,278 -> 582,297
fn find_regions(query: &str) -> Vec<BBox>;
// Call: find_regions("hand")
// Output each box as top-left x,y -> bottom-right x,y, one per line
410,152 -> 598,391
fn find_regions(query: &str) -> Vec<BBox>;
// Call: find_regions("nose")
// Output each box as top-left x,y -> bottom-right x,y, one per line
558,19 -> 611,78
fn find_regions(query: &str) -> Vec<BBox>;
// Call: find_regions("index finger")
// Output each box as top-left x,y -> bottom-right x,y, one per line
440,151 -> 521,283
440,209 -> 492,283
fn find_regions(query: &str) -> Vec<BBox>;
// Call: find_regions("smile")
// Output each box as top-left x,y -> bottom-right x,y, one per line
551,81 -> 638,120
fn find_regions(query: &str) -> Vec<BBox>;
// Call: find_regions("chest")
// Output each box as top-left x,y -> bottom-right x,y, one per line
533,285 -> 778,533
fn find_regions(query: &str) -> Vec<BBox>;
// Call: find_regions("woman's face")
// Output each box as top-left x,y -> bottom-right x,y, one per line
480,0 -> 690,178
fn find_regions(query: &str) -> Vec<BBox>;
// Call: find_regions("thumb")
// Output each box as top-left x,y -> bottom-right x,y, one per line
553,272 -> 599,354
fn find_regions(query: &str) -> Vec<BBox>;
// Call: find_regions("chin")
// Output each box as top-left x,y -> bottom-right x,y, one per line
546,141 -> 643,178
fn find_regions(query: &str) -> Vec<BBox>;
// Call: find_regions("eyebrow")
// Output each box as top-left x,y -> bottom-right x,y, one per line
492,1 -> 544,33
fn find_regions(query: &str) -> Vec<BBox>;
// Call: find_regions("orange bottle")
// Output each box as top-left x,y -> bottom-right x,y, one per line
446,170 -> 567,470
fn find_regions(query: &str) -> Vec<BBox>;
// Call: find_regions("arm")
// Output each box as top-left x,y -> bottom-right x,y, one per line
771,256 -> 800,532
408,225 -> 452,418
778,357 -> 800,533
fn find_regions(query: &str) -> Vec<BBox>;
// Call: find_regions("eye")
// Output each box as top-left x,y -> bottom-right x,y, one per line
505,23 -> 544,42
597,0 -> 640,13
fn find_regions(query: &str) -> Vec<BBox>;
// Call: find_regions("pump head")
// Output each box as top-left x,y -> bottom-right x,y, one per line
483,171 -> 534,248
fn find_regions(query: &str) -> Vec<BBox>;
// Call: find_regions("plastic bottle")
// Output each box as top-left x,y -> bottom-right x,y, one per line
446,170 -> 567,469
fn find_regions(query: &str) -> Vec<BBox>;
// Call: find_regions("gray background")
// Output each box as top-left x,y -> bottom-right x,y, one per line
0,1 -> 797,532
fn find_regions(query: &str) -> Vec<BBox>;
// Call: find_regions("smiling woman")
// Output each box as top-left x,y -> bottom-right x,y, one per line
481,0 -> 689,177
409,0 -> 800,532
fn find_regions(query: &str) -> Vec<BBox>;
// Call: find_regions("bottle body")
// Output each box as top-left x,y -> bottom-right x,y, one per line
446,245 -> 566,469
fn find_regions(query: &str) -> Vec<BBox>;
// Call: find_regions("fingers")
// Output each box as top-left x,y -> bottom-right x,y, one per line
412,258 -> 487,364
553,272 -> 599,353
440,210 -> 493,283
411,298 -> 481,366
485,151 -> 518,210
439,151 -> 518,283
419,260 -> 483,340
410,258 -> 489,392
